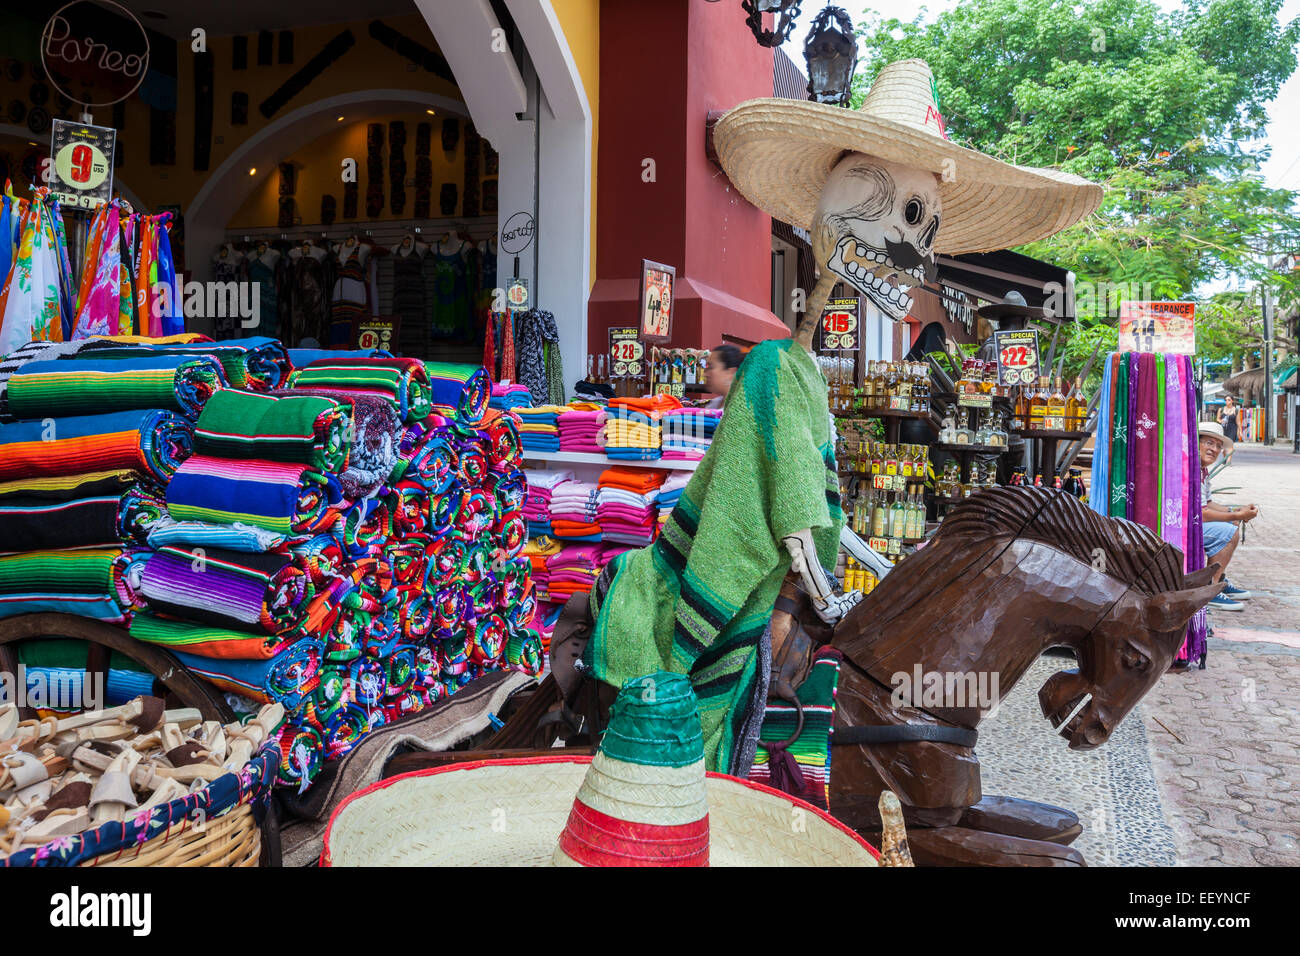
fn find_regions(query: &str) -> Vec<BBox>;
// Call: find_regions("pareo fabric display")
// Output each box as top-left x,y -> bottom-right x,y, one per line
1088,352 -> 1207,665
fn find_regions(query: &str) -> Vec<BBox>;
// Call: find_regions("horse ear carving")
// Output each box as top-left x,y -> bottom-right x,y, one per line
1183,564 -> 1220,589
1144,580 -> 1224,638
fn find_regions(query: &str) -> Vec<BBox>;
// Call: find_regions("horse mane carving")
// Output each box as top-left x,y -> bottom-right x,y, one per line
935,486 -> 1189,595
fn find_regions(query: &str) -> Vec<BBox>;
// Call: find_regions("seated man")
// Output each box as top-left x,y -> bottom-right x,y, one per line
1199,422 -> 1256,611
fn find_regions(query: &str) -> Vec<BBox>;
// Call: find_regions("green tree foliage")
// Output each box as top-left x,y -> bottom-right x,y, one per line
852,0 -> 1300,383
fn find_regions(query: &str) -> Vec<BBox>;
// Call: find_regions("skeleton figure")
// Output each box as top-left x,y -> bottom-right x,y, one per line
783,154 -> 944,622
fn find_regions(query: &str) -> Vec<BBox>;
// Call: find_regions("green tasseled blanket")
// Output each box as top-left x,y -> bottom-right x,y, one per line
586,338 -> 842,772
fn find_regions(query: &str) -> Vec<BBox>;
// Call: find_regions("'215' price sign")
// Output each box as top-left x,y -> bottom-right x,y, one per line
820,297 -> 860,351
993,329 -> 1041,387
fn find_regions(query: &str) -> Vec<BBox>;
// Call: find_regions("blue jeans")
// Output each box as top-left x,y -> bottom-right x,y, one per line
1203,521 -> 1238,559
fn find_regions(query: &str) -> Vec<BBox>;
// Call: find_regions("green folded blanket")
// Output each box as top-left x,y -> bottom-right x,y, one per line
193,389 -> 352,472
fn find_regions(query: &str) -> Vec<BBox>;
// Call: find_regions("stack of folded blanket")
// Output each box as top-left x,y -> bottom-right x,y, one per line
548,478 -> 601,540
0,340 -> 544,791
596,467 -> 667,547
514,406 -> 563,452
662,406 -> 722,460
546,544 -> 605,602
523,536 -> 561,602
605,394 -> 682,460
656,471 -> 692,533
489,382 -> 533,411
522,469 -> 572,537
557,408 -> 606,453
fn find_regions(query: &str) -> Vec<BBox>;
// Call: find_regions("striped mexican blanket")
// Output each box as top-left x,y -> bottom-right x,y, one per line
748,647 -> 842,810
0,409 -> 193,483
424,362 -> 490,424
128,612 -> 295,660
0,469 -> 140,502
0,485 -> 167,552
273,388 -> 400,500
194,389 -> 352,472
0,548 -> 148,622
139,544 -> 315,636
80,336 -> 290,391
290,357 -> 432,423
6,355 -> 227,420
170,640 -> 323,708
166,455 -> 343,536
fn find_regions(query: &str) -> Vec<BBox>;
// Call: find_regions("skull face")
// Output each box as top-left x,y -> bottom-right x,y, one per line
812,153 -> 942,320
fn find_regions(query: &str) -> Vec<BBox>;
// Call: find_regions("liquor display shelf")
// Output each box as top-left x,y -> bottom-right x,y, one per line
834,406 -> 931,420
931,442 -> 1010,455
1011,428 -> 1091,441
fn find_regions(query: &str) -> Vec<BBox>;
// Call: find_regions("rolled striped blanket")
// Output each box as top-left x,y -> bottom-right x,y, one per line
0,410 -> 193,483
0,486 -> 168,551
290,357 -> 431,423
194,389 -> 352,472
274,388 -> 399,500
0,468 -> 140,502
171,640 -> 322,708
424,362 -> 490,423
6,356 -> 227,421
147,520 -> 289,553
81,337 -> 290,391
166,455 -> 343,535
139,544 -> 315,636
0,548 -> 148,622
129,612 -> 295,660
287,348 -> 391,367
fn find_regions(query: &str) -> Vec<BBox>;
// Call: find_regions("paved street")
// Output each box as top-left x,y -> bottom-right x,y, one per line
977,442 -> 1300,866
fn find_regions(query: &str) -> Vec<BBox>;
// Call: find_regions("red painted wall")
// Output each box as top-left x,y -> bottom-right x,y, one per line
588,0 -> 789,361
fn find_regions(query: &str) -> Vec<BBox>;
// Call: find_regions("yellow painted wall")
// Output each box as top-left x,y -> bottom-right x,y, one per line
226,110 -> 497,229
551,0 -> 599,287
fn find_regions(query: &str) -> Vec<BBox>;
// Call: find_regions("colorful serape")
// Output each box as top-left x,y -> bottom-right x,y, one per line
194,389 -> 352,472
0,486 -> 167,551
82,336 -> 290,391
129,612 -> 294,660
166,455 -> 343,535
425,362 -> 491,423
748,647 -> 842,809
0,548 -> 147,622
171,640 -> 322,708
290,358 -> 431,423
0,409 -> 193,483
6,355 -> 227,420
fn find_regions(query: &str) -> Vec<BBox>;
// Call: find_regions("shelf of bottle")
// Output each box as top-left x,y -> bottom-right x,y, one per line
1011,428 -> 1091,441
832,406 -> 931,420
931,442 -> 1010,455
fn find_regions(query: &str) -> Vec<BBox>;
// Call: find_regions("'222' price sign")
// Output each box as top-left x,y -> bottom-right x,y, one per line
993,329 -> 1041,387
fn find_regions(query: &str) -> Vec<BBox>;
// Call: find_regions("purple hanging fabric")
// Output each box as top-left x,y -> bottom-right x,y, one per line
1181,354 -> 1208,664
1132,353 -> 1160,531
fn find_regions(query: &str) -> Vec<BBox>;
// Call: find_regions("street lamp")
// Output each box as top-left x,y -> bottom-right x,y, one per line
741,0 -> 803,47
803,6 -> 857,105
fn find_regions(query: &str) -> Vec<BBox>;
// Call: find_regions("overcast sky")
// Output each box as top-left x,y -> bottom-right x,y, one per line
839,0 -> 1300,194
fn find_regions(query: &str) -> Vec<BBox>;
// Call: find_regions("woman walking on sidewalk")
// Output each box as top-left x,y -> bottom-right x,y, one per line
1217,395 -> 1239,463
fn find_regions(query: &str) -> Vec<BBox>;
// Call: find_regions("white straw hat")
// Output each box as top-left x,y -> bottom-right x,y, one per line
713,59 -> 1104,254
320,755 -> 880,866
1199,420 -> 1233,453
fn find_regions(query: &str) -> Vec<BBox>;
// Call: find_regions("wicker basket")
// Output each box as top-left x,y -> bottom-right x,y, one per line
81,804 -> 261,867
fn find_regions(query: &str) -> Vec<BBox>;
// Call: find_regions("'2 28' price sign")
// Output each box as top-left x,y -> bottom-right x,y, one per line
993,328 -> 1041,387
608,327 -> 645,379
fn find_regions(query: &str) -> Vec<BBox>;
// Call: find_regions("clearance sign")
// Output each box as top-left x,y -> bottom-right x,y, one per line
1119,301 -> 1196,354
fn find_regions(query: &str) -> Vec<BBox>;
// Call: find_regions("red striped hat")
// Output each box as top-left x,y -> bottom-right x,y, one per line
553,671 -> 708,866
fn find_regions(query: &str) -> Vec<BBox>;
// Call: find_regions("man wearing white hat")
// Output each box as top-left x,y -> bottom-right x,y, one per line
1198,422 -> 1256,611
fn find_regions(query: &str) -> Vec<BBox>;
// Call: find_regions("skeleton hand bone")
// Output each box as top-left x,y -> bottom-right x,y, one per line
783,528 -> 863,624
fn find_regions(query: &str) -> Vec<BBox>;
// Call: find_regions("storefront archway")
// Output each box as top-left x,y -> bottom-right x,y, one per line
185,89 -> 469,284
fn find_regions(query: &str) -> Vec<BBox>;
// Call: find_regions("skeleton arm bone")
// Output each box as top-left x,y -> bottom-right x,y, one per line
783,528 -> 863,623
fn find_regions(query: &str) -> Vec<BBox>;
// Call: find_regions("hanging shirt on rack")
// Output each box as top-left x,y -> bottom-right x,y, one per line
329,240 -> 368,346
430,239 -> 470,341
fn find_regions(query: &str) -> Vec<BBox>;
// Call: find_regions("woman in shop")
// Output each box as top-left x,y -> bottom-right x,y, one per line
703,344 -> 743,409
1216,394 -> 1240,463
1199,422 -> 1255,611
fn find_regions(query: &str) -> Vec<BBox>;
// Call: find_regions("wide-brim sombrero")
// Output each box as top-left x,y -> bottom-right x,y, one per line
713,59 -> 1103,255
320,756 -> 881,867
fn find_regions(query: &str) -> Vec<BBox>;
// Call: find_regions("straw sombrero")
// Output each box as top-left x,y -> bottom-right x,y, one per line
322,672 -> 880,867
713,59 -> 1103,254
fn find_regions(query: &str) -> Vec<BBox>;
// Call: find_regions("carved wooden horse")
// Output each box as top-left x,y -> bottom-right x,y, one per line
791,486 -> 1220,865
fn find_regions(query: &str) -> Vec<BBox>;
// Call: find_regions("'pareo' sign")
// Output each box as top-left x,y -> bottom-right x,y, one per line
41,0 -> 151,108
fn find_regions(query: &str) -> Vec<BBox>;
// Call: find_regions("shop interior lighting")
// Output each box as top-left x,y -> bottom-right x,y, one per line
248,167 -> 256,175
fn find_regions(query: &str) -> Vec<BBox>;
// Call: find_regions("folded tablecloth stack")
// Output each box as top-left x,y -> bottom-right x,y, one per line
489,382 -> 533,411
662,407 -> 722,460
548,478 -> 601,540
0,340 -> 543,791
596,467 -> 666,547
557,408 -> 606,453
514,405 -> 563,453
605,394 -> 681,460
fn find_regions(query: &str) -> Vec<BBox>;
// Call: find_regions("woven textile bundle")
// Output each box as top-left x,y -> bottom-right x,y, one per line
0,340 -> 541,790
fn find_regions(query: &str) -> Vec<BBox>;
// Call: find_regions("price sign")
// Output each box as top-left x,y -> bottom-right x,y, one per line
505,278 -> 530,311
352,315 -> 399,352
868,536 -> 890,553
994,329 -> 1040,387
1119,301 -> 1195,354
608,327 -> 644,380
49,119 -> 115,210
958,394 -> 993,409
819,297 -> 860,352
654,382 -> 685,399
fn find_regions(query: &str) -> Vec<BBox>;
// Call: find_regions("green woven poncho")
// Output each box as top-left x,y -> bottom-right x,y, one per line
586,338 -> 843,772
